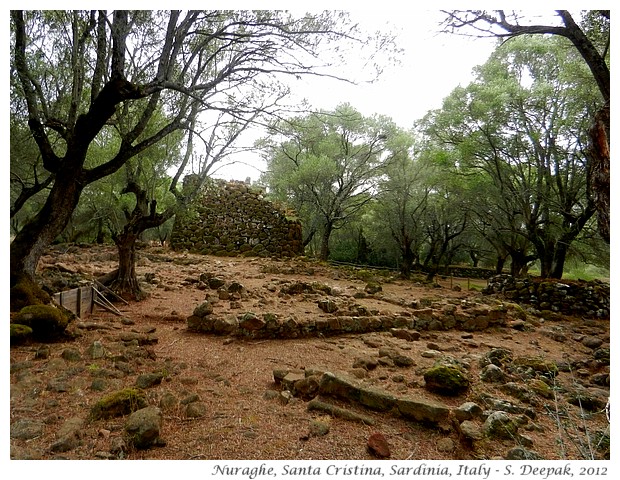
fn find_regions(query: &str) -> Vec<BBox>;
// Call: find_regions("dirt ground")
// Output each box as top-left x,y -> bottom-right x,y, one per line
8,244 -> 611,461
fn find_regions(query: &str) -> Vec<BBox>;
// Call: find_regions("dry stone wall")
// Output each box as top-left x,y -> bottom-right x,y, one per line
170,179 -> 303,257
483,274 -> 610,319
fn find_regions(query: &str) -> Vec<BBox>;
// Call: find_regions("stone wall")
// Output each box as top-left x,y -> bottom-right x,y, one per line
483,274 -> 610,319
441,266 -> 496,280
186,279 -> 524,339
170,179 -> 303,257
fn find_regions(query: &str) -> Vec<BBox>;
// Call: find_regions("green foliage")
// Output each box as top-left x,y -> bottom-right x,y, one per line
261,103 -> 400,259
11,10 -> 397,293
419,34 -> 604,279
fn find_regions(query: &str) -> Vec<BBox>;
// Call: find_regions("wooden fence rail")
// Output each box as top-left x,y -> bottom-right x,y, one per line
53,285 -> 94,318
52,283 -> 123,318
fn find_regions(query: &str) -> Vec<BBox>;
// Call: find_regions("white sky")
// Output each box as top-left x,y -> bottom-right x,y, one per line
213,9 -> 499,181
297,10 -> 497,127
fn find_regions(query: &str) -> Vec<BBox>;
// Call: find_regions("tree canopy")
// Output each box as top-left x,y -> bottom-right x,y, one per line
10,10 -> 609,312
9,9 -> 396,309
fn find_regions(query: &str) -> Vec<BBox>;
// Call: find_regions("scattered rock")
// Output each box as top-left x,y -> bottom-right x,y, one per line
423,364 -> 470,395
13,304 -> 70,341
49,417 -> 84,453
505,446 -> 544,460
582,336 -> 604,349
239,312 -> 266,331
593,348 -> 610,365
263,390 -> 279,401
367,432 -> 390,458
61,348 -> 82,362
436,437 -> 455,452
208,277 -> 226,290
378,347 -> 414,367
362,336 -> 383,348
90,388 -> 148,420
499,382 -> 534,404
10,418 -> 45,440
180,393 -> 201,405
480,364 -> 506,383
529,379 -> 554,399
484,411 -> 518,439
10,323 -> 33,345
318,299 -> 338,313
565,389 -> 607,412
159,391 -> 178,410
90,378 -> 107,392
352,356 -> 378,371
185,402 -> 207,418
124,406 -> 163,449
397,397 -> 451,425
192,301 -> 214,317
454,402 -> 483,422
110,436 -> 127,455
458,420 -> 483,441
228,281 -> 246,296
135,372 -> 165,389
390,328 -> 420,341
86,341 -> 106,360
307,398 -> 375,425
308,417 -> 331,437
293,376 -> 321,400
512,356 -> 558,378
281,372 -> 305,392
279,391 -> 293,405
364,282 -> 382,295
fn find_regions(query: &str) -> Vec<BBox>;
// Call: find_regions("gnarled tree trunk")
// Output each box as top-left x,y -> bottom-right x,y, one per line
588,102 -> 610,244
109,230 -> 144,301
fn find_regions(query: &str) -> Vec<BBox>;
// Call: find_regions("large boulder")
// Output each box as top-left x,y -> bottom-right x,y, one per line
10,274 -> 51,312
12,304 -> 70,341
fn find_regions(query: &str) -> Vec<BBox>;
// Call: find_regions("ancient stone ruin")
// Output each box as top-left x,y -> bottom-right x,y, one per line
483,274 -> 610,319
170,178 -> 303,257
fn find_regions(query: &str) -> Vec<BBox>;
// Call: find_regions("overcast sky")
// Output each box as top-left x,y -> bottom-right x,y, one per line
213,9 -> 499,181
298,10 -> 498,126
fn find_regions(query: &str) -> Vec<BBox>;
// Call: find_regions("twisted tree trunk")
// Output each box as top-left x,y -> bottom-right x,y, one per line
588,102 -> 610,244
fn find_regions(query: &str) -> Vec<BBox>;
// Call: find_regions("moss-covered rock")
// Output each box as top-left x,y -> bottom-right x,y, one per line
484,411 -> 519,440
529,379 -> 554,399
10,323 -> 33,345
90,388 -> 148,420
423,364 -> 470,396
512,356 -> 558,378
13,304 -> 70,341
10,274 -> 51,312
124,406 -> 163,449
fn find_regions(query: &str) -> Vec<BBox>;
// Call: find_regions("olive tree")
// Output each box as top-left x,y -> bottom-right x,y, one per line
440,10 -> 610,243
260,104 -> 398,260
10,10 -> 394,308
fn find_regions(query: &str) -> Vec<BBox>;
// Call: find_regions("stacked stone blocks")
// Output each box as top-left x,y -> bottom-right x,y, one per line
171,179 -> 303,257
